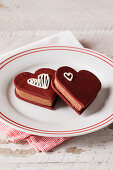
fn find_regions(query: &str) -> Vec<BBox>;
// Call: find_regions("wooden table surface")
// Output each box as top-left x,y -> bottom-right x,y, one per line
1,0 -> 113,169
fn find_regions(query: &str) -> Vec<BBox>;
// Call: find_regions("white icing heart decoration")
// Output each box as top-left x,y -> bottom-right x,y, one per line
27,73 -> 50,89
64,72 -> 73,81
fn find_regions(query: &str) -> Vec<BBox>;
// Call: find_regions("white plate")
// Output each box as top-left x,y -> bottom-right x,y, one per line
0,46 -> 113,137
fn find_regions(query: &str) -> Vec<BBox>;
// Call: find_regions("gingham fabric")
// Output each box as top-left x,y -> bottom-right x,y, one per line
0,32 -> 83,152
0,122 -> 70,152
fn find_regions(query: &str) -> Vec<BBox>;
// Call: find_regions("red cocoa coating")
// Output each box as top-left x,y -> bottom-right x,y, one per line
52,66 -> 101,114
14,68 -> 57,109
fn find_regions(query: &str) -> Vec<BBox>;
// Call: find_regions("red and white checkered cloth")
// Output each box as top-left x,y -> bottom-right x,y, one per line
0,31 -> 83,152
0,122 -> 70,152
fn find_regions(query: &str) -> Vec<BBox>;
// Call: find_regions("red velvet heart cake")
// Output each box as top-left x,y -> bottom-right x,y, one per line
51,66 -> 101,115
14,68 -> 57,109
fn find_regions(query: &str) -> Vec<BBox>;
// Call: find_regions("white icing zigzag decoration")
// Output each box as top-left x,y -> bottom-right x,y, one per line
64,72 -> 73,81
27,74 -> 50,89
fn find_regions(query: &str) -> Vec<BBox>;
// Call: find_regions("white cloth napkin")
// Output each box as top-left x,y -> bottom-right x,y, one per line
28,31 -> 83,48
16,31 -> 83,50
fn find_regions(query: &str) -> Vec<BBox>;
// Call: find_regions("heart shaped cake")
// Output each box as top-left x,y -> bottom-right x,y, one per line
14,68 -> 57,109
51,66 -> 101,114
